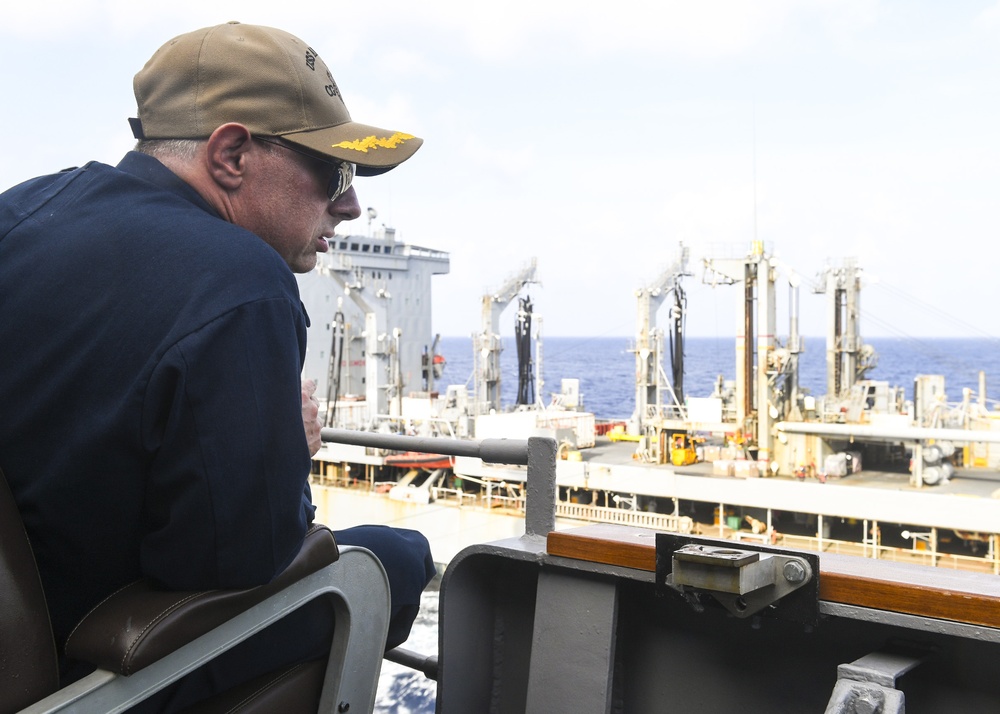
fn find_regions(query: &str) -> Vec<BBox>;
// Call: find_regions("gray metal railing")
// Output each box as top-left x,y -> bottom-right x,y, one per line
320,429 -> 557,538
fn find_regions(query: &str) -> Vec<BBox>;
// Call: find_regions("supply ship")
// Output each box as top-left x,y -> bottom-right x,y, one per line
299,226 -> 1000,574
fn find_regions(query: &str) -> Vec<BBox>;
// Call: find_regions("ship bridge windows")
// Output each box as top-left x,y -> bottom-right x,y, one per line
362,244 -> 370,252
373,245 -> 381,254
350,243 -> 359,251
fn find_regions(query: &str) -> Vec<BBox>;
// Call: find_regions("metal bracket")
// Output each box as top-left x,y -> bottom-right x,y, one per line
656,533 -> 820,624
824,642 -> 932,714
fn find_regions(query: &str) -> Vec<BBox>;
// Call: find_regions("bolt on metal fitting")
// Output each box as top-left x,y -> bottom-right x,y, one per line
851,690 -> 883,714
782,560 -> 806,583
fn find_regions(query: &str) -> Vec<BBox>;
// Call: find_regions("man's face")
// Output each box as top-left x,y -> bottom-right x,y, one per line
239,141 -> 361,273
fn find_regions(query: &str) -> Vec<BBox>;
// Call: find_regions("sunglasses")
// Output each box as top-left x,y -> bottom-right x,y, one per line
255,137 -> 356,201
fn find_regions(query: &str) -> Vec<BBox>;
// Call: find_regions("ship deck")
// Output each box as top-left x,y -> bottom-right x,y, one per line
451,436 -> 1000,535
585,437 -> 1000,496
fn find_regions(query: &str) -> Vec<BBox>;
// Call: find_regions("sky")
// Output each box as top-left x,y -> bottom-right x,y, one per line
2,1 -> 998,341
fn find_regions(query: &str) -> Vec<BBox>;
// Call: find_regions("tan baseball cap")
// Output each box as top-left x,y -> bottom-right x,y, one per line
131,21 -> 422,176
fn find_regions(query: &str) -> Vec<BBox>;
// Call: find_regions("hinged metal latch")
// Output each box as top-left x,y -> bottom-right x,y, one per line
656,534 -> 820,624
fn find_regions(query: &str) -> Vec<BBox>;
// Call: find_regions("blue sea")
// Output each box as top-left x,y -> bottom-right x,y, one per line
375,334 -> 1000,712
435,335 -> 1000,418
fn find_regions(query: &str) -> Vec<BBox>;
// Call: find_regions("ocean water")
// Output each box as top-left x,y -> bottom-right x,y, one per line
436,335 -> 1000,418
375,334 -> 1000,712
375,591 -> 440,712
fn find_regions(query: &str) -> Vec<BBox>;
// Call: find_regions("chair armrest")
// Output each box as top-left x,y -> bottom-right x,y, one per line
64,525 -> 339,675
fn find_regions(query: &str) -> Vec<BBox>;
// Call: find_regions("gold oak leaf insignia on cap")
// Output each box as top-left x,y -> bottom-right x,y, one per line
332,133 -> 415,153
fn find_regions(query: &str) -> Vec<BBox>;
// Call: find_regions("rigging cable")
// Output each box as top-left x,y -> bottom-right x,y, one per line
872,281 -> 1000,341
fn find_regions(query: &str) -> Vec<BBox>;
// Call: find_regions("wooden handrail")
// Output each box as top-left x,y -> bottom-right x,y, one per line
546,524 -> 1000,630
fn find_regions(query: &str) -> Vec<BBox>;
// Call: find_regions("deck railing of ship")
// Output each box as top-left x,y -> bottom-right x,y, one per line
320,428 -> 557,538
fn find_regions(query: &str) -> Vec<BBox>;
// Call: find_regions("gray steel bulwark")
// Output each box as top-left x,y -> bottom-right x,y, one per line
524,570 -> 618,713
438,539 -> 1000,713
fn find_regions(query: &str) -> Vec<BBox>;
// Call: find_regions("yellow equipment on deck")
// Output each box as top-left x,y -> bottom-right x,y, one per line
670,432 -> 699,466
608,425 -> 643,443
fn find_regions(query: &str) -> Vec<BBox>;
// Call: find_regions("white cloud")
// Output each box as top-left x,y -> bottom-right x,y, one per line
460,135 -> 535,178
371,48 -> 447,80
975,1 -> 1000,32
661,186 -> 757,245
3,1 -> 879,62
3,0 -> 94,36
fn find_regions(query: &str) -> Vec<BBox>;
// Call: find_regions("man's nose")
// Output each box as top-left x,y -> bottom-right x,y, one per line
330,185 -> 361,221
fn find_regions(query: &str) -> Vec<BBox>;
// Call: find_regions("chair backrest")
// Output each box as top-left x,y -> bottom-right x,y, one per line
0,467 -> 59,714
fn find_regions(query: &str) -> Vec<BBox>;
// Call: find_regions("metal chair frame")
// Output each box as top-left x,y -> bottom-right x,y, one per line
15,546 -> 389,714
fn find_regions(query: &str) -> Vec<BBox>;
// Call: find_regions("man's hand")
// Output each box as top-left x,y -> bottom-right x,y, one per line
301,379 -> 322,456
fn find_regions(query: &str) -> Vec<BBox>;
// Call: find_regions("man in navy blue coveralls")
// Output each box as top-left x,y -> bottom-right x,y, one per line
0,22 -> 434,711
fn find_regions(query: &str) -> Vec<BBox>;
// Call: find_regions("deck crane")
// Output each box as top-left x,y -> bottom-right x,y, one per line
474,259 -> 540,415
813,258 -> 877,401
768,256 -> 806,424
702,241 -> 804,463
629,245 -> 691,436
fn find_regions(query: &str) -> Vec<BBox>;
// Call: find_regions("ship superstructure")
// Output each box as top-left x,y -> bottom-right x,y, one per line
297,225 -> 449,430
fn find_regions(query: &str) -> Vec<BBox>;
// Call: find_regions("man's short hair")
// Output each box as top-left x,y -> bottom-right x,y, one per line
134,139 -> 202,161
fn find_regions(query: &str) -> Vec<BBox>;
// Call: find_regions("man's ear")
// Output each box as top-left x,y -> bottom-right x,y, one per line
205,123 -> 254,191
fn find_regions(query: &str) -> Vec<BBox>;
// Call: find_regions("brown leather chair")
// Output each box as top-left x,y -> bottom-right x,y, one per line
0,469 -> 390,714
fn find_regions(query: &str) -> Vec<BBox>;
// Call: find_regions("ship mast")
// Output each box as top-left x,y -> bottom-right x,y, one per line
815,258 -> 875,400
474,259 -> 540,415
629,244 -> 691,435
702,241 -> 801,463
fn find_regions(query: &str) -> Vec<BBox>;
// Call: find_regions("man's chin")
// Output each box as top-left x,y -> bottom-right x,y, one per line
291,255 -> 319,274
